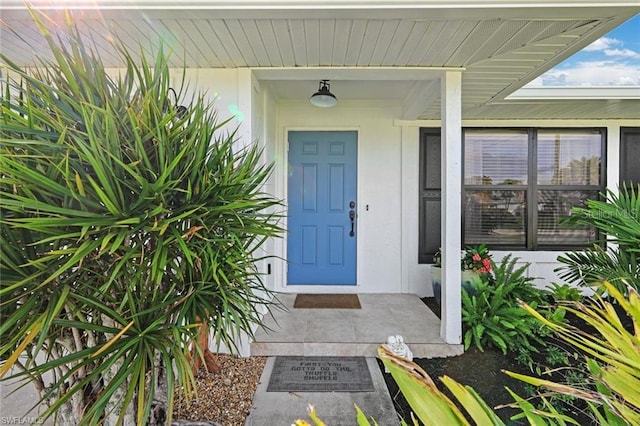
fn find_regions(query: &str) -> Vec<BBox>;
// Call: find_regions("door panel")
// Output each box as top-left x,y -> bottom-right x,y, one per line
287,131 -> 357,285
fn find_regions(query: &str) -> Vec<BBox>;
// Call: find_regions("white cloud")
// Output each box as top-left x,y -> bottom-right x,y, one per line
604,48 -> 640,59
526,77 -> 544,87
583,37 -> 622,52
540,61 -> 640,86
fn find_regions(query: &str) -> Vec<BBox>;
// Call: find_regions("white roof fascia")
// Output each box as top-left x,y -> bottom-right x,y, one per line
508,87 -> 640,100
2,1 -> 639,20
3,0 -> 640,8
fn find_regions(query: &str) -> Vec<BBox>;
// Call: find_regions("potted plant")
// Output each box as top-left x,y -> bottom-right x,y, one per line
431,244 -> 493,304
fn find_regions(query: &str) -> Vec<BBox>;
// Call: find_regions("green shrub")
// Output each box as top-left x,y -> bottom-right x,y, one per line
548,283 -> 583,303
461,254 -> 549,354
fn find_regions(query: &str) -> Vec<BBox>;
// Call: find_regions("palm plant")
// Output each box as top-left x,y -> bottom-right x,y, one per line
0,14 -> 281,425
556,184 -> 640,296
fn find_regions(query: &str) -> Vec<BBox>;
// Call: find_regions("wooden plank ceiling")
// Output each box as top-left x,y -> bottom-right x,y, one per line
1,6 -> 636,119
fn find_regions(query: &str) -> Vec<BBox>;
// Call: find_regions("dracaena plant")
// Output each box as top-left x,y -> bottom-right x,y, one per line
0,12 -> 281,426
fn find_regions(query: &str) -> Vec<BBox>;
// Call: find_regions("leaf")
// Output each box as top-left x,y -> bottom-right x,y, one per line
440,376 -> 505,425
74,170 -> 85,195
355,404 -> 376,426
378,346 -> 469,425
92,321 -> 135,358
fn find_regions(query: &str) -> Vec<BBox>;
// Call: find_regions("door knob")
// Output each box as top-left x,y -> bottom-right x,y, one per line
348,202 -> 356,237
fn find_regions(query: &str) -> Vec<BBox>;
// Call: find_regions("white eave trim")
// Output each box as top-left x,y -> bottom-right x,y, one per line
0,0 -> 638,15
3,1 -> 638,21
3,0 -> 640,10
508,86 -> 640,100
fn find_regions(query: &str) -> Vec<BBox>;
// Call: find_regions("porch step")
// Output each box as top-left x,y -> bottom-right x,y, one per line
250,293 -> 463,358
250,341 -> 462,358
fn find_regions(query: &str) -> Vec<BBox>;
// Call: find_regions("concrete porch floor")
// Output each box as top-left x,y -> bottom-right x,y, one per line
251,293 -> 463,358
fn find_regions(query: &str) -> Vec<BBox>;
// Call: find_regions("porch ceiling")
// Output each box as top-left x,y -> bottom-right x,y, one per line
1,2 -> 638,119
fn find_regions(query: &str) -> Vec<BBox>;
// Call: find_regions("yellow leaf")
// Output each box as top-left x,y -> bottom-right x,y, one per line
307,404 -> 327,426
75,171 -> 85,196
0,320 -> 43,378
92,320 -> 134,358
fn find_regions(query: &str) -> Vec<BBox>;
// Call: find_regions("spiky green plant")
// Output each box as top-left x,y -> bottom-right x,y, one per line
518,282 -> 640,424
0,12 -> 281,425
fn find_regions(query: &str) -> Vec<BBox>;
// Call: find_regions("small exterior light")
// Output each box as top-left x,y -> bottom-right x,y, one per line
309,80 -> 338,108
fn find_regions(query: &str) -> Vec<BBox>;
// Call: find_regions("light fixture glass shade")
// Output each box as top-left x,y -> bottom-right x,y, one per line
309,80 -> 338,108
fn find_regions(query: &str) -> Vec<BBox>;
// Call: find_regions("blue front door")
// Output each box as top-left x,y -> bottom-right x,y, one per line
287,131 -> 357,285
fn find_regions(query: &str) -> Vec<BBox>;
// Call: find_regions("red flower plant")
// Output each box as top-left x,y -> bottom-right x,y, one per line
434,243 -> 493,275
461,244 -> 492,274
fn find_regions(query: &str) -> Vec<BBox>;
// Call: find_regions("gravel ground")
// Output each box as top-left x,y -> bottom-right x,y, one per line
173,355 -> 267,426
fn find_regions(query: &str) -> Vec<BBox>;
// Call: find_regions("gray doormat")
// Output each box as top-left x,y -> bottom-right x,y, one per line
267,356 -> 374,392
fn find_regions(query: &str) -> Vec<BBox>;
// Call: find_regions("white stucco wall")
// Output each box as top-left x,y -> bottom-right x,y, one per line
275,100 -> 403,294
167,69 -> 640,301
170,68 -> 242,136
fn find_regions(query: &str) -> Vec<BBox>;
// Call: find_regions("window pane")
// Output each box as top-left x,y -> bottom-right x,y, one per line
537,190 -> 598,245
465,130 -> 528,185
537,130 -> 601,185
464,190 -> 526,247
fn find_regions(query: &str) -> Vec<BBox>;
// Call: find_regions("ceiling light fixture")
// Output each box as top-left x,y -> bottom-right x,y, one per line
309,80 -> 338,108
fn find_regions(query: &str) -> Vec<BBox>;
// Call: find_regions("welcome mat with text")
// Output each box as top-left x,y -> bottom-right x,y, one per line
267,356 -> 374,392
293,293 -> 361,309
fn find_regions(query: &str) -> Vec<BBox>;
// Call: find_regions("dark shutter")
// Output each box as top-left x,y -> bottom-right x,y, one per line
418,128 -> 441,264
620,128 -> 640,188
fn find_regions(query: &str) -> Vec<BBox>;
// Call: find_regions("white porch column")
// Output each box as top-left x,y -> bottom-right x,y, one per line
236,68 -> 253,150
440,71 -> 462,344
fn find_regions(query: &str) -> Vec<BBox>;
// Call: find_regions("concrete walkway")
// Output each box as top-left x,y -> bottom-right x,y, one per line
1,367 -> 53,425
244,357 -> 399,425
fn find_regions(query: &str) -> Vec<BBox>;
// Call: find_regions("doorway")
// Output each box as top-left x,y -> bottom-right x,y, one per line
287,131 -> 358,285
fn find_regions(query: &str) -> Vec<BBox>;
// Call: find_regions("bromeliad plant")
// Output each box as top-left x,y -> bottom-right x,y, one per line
0,13 -> 281,426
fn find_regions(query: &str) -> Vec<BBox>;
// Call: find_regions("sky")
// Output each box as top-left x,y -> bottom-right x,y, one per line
528,13 -> 640,87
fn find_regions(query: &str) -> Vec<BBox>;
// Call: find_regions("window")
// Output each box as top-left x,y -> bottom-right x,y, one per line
418,129 -> 441,263
463,129 -> 605,250
620,127 -> 640,188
